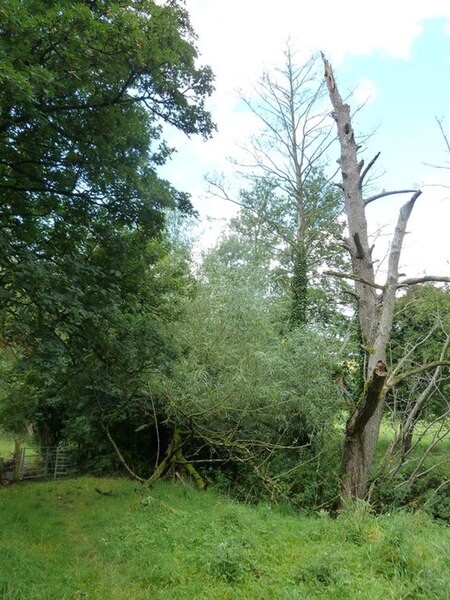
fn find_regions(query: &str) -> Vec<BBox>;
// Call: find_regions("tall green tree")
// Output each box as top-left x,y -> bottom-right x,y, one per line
0,0 -> 214,452
223,173 -> 350,331
209,49 -> 346,326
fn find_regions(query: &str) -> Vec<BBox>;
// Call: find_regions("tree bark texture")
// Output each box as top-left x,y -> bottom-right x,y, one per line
322,54 -> 377,345
322,54 -> 421,501
341,362 -> 387,499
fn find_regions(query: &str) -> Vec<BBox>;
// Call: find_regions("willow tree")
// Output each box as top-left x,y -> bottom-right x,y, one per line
321,55 -> 450,502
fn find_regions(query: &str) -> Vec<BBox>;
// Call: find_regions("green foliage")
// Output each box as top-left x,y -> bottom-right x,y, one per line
389,284 -> 450,422
373,461 -> 450,522
2,238 -> 194,477
290,243 -> 308,327
370,423 -> 449,521
166,245 -> 345,507
225,172 -> 351,332
0,0 -> 214,462
0,0 -> 213,268
0,431 -> 16,458
0,477 -> 449,599
367,286 -> 450,513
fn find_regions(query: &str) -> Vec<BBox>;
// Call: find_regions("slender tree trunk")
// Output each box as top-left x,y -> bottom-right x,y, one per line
289,48 -> 308,327
402,424 -> 415,456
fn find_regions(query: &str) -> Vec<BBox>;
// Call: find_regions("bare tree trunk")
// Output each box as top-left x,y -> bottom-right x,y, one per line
341,363 -> 387,498
321,54 -> 423,502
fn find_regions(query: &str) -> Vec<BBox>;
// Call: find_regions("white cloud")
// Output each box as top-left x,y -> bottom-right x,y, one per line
187,0 -> 450,69
159,1 -> 450,276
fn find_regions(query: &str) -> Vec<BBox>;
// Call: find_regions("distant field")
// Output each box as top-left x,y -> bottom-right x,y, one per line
0,432 -> 16,458
0,431 -> 37,459
377,421 -> 450,453
0,477 -> 449,600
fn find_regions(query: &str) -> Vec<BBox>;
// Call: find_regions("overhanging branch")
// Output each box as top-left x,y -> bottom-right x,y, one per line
385,359 -> 450,390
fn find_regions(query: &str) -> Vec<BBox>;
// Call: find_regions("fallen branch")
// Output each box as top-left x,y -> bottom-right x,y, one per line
95,487 -> 113,496
104,424 -> 144,483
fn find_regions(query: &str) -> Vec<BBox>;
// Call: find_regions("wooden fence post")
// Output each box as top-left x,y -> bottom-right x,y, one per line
14,437 -> 21,483
54,447 -> 59,480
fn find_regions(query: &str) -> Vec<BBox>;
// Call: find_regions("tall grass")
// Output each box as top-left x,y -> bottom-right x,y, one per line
0,477 -> 448,599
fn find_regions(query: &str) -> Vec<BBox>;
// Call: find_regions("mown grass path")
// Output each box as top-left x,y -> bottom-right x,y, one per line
0,477 -> 449,599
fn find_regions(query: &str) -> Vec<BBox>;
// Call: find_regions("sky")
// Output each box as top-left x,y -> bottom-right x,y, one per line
160,0 -> 450,279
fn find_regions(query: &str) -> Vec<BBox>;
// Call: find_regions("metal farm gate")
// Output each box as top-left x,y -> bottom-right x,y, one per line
17,445 -> 74,481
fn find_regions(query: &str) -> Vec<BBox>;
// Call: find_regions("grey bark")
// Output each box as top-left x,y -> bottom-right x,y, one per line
322,54 -> 423,502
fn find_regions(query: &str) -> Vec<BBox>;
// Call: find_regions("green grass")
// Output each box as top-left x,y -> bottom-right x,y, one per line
0,432 -> 17,458
376,421 -> 450,457
0,431 -> 38,459
0,477 -> 449,600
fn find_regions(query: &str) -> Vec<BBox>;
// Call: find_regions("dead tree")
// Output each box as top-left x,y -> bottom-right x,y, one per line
321,54 -> 450,502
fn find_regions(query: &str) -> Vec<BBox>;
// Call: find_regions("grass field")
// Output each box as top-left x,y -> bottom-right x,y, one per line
0,432 -> 38,459
0,432 -> 17,458
376,421 -> 450,456
0,476 -> 449,600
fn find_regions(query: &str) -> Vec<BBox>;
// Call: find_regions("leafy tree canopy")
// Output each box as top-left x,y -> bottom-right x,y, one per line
0,0 -> 214,237
217,172 -> 351,332
0,0 -> 215,447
